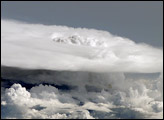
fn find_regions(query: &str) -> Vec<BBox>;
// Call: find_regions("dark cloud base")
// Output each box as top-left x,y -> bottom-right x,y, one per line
1,66 -> 163,119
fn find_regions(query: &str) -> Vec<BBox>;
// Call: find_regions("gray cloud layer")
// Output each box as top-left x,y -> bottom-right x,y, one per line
1,66 -> 163,119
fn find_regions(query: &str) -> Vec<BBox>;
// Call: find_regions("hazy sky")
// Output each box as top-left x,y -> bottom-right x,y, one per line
1,1 -> 163,47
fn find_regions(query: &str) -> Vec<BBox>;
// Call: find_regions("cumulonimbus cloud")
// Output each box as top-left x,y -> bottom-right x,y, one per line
1,19 -> 163,73
1,19 -> 163,119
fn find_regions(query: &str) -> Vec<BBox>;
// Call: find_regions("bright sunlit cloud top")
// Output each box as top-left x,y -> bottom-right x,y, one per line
1,19 -> 163,73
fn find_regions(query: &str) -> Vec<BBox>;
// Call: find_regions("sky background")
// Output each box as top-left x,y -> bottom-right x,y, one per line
1,1 -> 163,47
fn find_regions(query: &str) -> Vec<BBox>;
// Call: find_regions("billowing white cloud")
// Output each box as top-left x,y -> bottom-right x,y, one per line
1,19 -> 163,73
1,19 -> 163,119
1,76 -> 163,119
